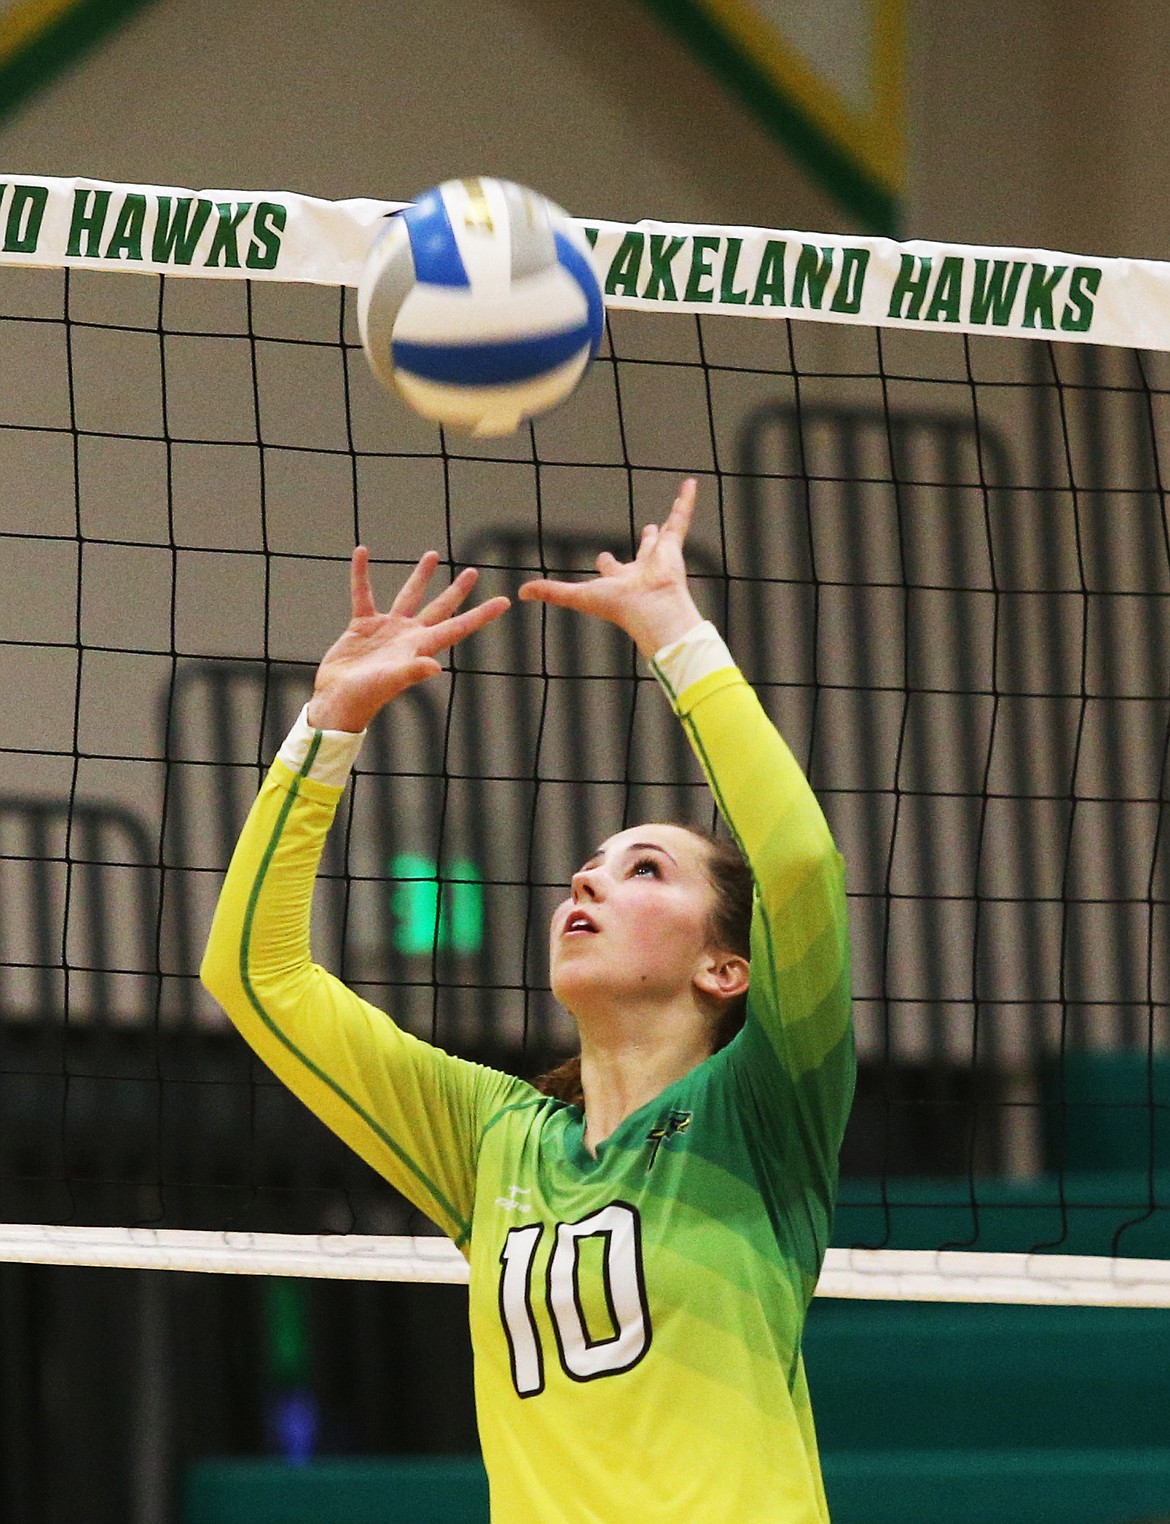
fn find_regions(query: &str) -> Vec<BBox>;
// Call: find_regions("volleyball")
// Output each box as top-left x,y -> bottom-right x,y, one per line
357,177 -> 605,437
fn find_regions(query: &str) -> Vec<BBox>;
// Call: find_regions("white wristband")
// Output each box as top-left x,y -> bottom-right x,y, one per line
276,704 -> 366,788
651,620 -> 736,698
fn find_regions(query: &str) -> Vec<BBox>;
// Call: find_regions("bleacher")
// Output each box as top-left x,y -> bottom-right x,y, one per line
185,1268 -> 1170,1524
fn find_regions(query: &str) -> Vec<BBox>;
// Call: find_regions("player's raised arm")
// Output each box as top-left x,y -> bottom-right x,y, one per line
200,551 -> 517,1247
520,481 -> 854,1183
517,477 -> 834,891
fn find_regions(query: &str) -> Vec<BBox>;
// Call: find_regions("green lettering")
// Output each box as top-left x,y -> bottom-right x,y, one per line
152,197 -> 213,265
205,201 -> 252,268
791,244 -> 834,309
888,253 -> 932,320
970,259 -> 1025,325
103,194 -> 146,261
582,226 -> 599,248
830,247 -> 869,313
605,231 -> 644,297
66,188 -> 111,258
641,233 -> 685,301
683,236 -> 720,302
750,240 -> 786,306
1061,265 -> 1102,332
246,201 -> 287,270
718,237 -> 749,305
924,255 -> 964,323
3,183 -> 47,253
1022,263 -> 1067,330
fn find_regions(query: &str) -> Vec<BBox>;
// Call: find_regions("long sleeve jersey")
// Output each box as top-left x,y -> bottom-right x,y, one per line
201,622 -> 855,1523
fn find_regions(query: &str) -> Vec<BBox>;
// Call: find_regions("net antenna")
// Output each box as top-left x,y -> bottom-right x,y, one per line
1,175 -> 1168,1304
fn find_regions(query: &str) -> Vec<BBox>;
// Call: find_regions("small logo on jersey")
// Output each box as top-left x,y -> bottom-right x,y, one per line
646,1110 -> 693,1170
495,1185 -> 534,1213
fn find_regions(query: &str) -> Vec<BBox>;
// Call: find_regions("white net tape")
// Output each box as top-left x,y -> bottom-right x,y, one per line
2,1226 -> 1169,1306
3,172 -> 1170,347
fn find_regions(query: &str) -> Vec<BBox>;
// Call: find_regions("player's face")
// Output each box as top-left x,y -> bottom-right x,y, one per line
549,824 -> 719,1016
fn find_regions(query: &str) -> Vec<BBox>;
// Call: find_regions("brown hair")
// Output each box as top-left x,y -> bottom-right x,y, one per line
534,827 -> 754,1107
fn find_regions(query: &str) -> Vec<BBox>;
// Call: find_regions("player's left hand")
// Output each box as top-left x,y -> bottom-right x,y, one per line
518,478 -> 704,658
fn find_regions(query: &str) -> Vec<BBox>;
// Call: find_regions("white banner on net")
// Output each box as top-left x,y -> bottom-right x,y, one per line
2,172 -> 1170,351
2,1225 -> 1170,1307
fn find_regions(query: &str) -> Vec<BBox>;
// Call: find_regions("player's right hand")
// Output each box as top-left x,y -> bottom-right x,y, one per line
307,547 -> 509,733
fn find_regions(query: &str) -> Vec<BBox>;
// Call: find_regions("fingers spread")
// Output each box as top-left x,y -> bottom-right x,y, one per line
663,477 -> 698,541
517,577 -> 591,609
595,551 -> 621,576
350,546 -> 378,620
418,565 -> 479,626
388,550 -> 441,620
462,592 -> 511,633
419,595 -> 510,654
393,655 -> 444,690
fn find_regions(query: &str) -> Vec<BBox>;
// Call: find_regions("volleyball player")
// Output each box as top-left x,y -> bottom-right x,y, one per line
201,478 -> 855,1521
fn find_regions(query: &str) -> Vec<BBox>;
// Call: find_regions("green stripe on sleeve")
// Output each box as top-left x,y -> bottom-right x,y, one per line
237,733 -> 472,1247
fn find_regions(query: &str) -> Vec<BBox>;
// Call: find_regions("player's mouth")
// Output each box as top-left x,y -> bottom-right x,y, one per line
563,910 -> 599,936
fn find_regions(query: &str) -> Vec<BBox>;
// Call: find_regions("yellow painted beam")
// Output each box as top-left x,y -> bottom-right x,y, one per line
691,0 -> 905,194
0,0 -> 86,67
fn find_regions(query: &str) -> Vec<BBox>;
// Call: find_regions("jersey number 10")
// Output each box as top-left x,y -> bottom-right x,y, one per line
498,1202 -> 651,1397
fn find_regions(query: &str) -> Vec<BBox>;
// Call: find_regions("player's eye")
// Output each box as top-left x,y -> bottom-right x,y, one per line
631,857 -> 660,878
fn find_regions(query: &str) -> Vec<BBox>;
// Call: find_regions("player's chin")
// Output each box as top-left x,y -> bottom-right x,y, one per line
550,955 -> 605,1011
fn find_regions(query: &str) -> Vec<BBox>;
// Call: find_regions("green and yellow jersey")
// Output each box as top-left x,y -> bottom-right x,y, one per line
201,622 -> 855,1523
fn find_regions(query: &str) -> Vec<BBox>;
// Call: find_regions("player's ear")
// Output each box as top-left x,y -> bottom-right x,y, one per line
693,951 -> 749,1003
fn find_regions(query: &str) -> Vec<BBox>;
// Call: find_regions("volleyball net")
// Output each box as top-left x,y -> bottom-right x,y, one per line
0,175 -> 1167,1304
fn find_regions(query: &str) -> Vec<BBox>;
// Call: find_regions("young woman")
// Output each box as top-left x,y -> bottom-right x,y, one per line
202,479 -> 854,1522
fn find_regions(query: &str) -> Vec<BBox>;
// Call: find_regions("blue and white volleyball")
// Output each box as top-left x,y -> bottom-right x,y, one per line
357,178 -> 604,437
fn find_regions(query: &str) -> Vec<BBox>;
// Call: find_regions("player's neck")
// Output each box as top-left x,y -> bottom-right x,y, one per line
576,1008 -> 710,1154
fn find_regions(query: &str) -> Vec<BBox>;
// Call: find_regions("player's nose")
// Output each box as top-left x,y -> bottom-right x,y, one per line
570,865 -> 603,902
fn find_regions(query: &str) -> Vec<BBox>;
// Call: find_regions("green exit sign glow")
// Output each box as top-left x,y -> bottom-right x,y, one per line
389,854 -> 484,956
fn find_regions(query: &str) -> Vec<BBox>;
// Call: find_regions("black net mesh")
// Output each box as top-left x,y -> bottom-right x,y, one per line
0,261 -> 1167,1256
